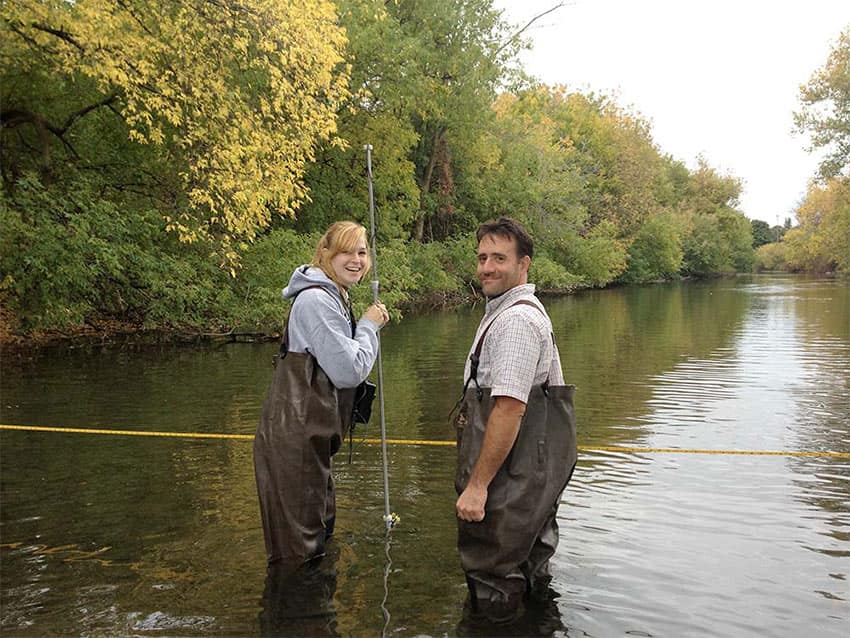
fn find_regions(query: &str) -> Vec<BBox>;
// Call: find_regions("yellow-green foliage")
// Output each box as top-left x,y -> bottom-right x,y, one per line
761,178 -> 850,274
3,0 -> 351,256
789,179 -> 850,273
754,242 -> 789,272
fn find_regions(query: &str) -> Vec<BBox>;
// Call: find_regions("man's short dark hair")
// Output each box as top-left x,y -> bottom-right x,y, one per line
476,217 -> 534,260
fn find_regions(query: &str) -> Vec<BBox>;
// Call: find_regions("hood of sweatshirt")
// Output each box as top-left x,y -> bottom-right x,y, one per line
282,265 -> 340,300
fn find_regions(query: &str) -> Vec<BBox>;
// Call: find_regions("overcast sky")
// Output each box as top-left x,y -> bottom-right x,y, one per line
493,0 -> 850,224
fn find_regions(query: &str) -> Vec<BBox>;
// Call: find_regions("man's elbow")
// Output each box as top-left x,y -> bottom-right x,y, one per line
493,395 -> 527,419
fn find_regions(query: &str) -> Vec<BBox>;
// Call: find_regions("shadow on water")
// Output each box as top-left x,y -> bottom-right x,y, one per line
259,553 -> 340,638
456,586 -> 569,638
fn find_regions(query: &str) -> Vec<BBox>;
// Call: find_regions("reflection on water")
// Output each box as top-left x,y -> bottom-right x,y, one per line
456,585 -> 567,637
260,556 -> 339,637
1,274 -> 848,636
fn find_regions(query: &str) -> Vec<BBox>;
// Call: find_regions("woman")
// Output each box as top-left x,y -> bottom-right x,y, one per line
254,221 -> 389,567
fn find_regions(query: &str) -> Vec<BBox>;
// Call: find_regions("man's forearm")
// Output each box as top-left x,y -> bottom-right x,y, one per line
467,396 -> 526,489
456,396 -> 527,521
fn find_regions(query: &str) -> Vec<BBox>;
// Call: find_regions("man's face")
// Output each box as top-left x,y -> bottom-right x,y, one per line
476,233 -> 530,298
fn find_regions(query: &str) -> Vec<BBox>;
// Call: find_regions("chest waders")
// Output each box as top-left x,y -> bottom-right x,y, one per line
254,289 -> 356,566
454,300 -> 577,619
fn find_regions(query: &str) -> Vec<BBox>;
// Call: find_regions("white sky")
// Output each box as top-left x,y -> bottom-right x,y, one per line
493,0 -> 850,224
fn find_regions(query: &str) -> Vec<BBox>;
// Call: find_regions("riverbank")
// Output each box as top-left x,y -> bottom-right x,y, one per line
0,289 -> 487,351
0,312 -> 281,353
0,281 -> 665,351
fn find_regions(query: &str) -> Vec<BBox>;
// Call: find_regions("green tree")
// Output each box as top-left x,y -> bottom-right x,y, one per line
295,0 -> 523,244
387,0 -> 519,242
473,88 -> 586,245
751,219 -> 774,247
552,222 -> 628,287
794,26 -> 850,179
593,105 -> 671,236
295,0 -> 421,239
679,161 -> 753,274
682,214 -> 728,275
681,208 -> 754,275
473,85 -> 675,286
0,174 -> 231,329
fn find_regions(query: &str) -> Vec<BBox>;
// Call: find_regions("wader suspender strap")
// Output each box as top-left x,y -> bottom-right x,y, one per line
345,300 -> 357,338
278,284 -> 352,360
464,299 -> 555,399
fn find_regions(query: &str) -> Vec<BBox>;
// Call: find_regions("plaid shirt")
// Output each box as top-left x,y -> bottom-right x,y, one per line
463,284 -> 565,403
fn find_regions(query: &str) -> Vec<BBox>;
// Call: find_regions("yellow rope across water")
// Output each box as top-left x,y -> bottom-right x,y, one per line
2,423 -> 848,458
0,423 -> 254,440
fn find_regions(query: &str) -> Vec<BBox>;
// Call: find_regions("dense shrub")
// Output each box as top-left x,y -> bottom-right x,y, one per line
1,174 -> 229,330
553,223 -> 628,287
754,242 -> 790,272
529,256 -> 582,291
620,214 -> 684,283
235,229 -> 319,329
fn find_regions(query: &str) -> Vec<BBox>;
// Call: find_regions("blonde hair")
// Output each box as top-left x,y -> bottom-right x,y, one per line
310,221 -> 371,289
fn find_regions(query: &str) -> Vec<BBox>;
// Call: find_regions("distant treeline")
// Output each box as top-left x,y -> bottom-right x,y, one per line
1,2 -> 847,335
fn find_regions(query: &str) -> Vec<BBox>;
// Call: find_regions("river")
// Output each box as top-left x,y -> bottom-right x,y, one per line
1,274 -> 848,637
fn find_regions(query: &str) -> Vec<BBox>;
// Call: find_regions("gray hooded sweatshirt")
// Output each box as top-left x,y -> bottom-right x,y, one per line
282,265 -> 380,389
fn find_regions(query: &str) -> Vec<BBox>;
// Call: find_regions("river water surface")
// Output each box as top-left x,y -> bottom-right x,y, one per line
1,274 -> 849,637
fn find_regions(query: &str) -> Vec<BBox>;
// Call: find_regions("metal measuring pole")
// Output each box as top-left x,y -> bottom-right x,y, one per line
365,144 -> 394,532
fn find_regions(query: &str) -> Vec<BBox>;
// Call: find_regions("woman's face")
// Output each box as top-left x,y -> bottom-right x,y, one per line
329,240 -> 369,288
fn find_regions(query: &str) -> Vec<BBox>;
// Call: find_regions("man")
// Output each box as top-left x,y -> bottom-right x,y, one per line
454,217 -> 577,623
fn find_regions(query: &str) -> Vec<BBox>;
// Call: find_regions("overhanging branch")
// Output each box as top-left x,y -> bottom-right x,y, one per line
61,94 -> 120,134
29,22 -> 85,51
496,2 -> 567,56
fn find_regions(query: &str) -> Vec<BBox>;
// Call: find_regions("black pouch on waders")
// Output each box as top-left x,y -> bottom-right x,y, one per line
253,290 -> 355,566
353,380 -> 376,424
340,297 -> 377,427
452,299 -> 578,583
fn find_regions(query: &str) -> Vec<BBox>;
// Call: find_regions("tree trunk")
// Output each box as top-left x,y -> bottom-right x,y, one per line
414,127 -> 445,242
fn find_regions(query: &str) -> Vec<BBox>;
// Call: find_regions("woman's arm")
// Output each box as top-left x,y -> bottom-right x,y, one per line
291,290 -> 380,389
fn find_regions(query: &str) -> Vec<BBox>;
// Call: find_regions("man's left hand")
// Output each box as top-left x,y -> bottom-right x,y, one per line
456,485 -> 487,522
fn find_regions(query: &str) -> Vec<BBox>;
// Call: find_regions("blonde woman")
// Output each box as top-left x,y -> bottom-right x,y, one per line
254,221 -> 389,568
